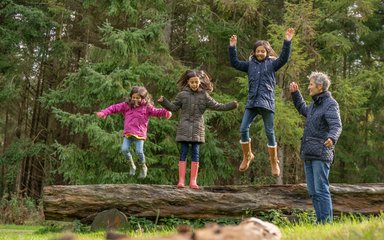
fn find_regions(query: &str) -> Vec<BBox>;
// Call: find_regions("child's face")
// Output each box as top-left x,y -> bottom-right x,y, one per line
131,93 -> 142,106
255,46 -> 267,61
188,77 -> 201,92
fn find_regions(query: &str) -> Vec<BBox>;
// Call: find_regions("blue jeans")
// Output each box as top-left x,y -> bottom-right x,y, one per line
180,142 -> 200,162
121,136 -> 145,163
240,107 -> 276,146
304,160 -> 332,223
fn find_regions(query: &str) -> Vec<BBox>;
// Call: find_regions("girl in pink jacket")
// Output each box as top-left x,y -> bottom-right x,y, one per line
97,86 -> 172,178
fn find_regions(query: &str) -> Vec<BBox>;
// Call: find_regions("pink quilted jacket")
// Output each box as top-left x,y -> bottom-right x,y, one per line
101,102 -> 169,138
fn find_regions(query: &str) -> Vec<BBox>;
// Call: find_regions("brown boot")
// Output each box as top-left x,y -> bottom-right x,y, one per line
268,146 -> 280,177
239,139 -> 254,172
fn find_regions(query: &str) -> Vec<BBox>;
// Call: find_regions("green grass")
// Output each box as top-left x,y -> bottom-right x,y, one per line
0,215 -> 383,240
281,215 -> 384,240
0,230 -> 105,240
0,228 -> 173,240
0,225 -> 41,231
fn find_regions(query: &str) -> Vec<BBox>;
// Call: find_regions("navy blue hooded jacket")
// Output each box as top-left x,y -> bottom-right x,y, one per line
292,91 -> 342,162
229,40 -> 291,112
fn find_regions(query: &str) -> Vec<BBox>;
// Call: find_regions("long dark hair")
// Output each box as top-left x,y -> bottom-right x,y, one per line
176,69 -> 213,92
127,86 -> 153,107
252,40 -> 277,58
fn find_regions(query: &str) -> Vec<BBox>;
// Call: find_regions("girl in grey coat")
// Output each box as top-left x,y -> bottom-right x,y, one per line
158,70 -> 238,189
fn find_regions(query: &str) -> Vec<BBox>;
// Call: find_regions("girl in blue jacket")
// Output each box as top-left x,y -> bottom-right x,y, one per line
229,28 -> 294,176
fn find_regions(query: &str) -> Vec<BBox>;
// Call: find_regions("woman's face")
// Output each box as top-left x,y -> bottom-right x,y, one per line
188,77 -> 201,91
255,46 -> 267,61
308,78 -> 323,96
131,93 -> 142,106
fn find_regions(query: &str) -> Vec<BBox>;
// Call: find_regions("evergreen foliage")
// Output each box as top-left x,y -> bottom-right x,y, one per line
0,0 -> 383,198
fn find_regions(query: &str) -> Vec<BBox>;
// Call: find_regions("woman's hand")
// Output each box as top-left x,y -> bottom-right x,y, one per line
289,82 -> 299,93
324,138 -> 334,148
157,96 -> 164,103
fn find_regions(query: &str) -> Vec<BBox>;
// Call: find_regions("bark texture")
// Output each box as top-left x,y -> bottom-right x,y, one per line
43,183 -> 384,221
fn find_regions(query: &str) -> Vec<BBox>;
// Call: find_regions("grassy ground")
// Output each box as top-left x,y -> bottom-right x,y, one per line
0,216 -> 383,240
0,227 -> 172,240
281,216 -> 384,240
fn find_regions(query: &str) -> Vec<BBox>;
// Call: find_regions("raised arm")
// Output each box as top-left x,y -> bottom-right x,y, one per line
229,35 -> 249,73
272,28 -> 294,71
289,82 -> 308,117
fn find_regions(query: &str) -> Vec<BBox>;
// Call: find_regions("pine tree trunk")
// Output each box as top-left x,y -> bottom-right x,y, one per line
0,110 -> 9,198
19,40 -> 49,199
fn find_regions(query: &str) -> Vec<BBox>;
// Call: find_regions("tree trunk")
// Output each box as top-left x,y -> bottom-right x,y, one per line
19,39 -> 49,199
0,110 -> 9,198
43,183 -> 384,221
276,146 -> 283,185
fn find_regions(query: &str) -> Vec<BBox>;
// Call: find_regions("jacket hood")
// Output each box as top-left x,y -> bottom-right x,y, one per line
182,86 -> 204,93
250,55 -> 274,63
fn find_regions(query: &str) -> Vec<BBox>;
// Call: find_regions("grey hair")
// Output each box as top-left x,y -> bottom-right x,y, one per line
308,71 -> 331,91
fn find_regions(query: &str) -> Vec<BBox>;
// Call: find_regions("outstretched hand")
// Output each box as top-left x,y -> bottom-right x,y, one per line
96,112 -> 107,119
289,82 -> 299,93
229,35 -> 237,47
165,111 -> 172,119
234,101 -> 239,108
285,28 -> 295,41
157,96 -> 164,103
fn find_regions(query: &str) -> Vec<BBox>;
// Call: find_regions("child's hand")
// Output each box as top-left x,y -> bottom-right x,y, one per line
289,82 -> 299,93
165,111 -> 172,119
229,35 -> 237,47
157,96 -> 164,103
96,112 -> 106,119
234,101 -> 239,108
285,28 -> 295,41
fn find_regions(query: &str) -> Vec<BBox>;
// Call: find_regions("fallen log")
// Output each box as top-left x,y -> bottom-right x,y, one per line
43,183 -> 384,221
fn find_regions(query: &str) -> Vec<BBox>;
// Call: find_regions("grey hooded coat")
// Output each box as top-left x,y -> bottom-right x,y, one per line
160,87 -> 237,143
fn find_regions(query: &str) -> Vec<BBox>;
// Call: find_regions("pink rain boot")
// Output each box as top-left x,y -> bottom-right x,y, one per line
177,161 -> 187,188
189,162 -> 199,189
